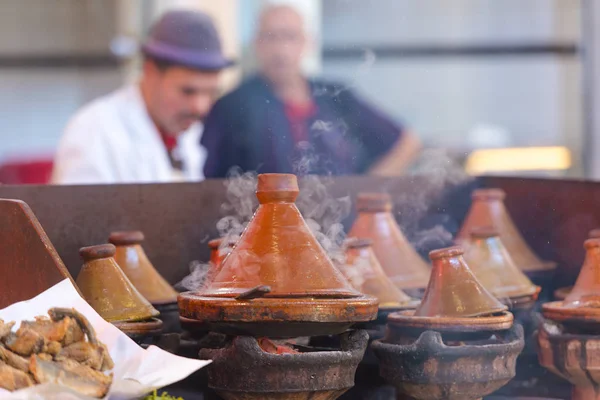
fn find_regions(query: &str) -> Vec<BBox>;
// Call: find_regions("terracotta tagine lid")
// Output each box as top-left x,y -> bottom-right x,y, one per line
339,238 -> 418,310
76,244 -> 160,323
463,227 -> 540,301
387,246 -> 512,333
554,229 -> 600,300
109,231 -> 178,306
348,193 -> 431,290
457,189 -> 556,273
178,174 -> 378,337
543,238 -> 600,328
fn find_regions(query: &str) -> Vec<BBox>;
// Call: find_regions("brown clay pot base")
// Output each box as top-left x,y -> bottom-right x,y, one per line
553,286 -> 572,301
538,319 -> 600,400
542,301 -> 600,332
178,295 -> 378,338
372,324 -> 524,400
113,317 -> 164,340
199,330 -> 369,400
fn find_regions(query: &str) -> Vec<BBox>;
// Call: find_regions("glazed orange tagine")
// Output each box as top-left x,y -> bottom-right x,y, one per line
538,238 -> 600,400
457,189 -> 556,277
178,173 -> 378,337
372,246 -> 524,400
348,192 -> 431,291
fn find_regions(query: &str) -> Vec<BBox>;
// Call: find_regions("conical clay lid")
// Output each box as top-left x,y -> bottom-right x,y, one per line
203,174 -> 360,298
463,228 -> 539,299
109,231 -> 178,305
543,239 -> 600,327
457,189 -> 555,273
348,193 -> 431,289
415,246 -> 507,318
564,238 -> 600,307
76,244 -> 160,322
340,238 -> 414,308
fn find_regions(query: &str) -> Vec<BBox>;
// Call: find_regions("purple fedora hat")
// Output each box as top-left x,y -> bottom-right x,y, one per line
142,10 -> 234,71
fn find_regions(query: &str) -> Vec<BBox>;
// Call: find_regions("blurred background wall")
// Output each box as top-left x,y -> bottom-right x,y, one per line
0,0 -> 589,180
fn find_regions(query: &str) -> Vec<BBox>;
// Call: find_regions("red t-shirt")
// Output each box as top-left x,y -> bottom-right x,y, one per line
160,131 -> 178,152
284,101 -> 317,144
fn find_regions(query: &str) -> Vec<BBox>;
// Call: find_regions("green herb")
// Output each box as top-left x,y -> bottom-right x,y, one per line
143,389 -> 184,400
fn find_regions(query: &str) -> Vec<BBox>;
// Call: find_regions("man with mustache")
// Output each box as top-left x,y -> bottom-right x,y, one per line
52,10 -> 233,184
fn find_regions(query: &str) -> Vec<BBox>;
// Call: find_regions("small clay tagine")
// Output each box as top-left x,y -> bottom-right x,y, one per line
371,246 -> 523,400
553,228 -> 600,301
109,231 -> 178,306
386,246 -> 512,338
457,189 -> 556,276
348,193 -> 431,291
338,237 -> 419,315
76,244 -> 160,323
178,174 -> 378,337
542,238 -> 600,332
463,227 -> 540,309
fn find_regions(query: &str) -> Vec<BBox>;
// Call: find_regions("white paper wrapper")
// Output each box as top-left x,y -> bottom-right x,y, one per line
0,279 -> 211,399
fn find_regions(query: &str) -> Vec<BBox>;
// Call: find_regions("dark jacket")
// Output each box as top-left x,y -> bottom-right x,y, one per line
202,75 -> 404,177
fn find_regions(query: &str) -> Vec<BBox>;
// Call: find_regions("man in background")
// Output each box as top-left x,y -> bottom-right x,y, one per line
202,5 -> 421,177
52,10 -> 233,184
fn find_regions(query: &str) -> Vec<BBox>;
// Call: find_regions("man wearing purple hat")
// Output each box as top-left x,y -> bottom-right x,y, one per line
52,10 -> 233,184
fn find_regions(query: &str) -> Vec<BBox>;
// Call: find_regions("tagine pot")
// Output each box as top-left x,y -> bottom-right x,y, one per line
109,230 -> 179,332
179,174 -> 378,338
457,189 -> 555,283
538,238 -> 600,400
372,246 -> 524,400
338,238 -> 419,322
348,193 -> 430,292
553,228 -> 600,301
76,244 -> 162,339
462,227 -> 540,333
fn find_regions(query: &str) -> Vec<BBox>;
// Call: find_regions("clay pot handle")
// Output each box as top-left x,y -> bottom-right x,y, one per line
236,285 -> 271,300
339,329 -> 369,354
79,244 -> 116,261
108,231 -> 145,245
256,174 -> 299,203
356,193 -> 392,212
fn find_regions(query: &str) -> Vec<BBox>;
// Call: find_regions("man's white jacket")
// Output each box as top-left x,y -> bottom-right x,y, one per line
52,84 -> 206,184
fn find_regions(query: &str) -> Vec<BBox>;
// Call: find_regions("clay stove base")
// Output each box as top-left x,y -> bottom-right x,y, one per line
199,330 -> 369,400
372,324 -> 524,400
537,319 -> 600,400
